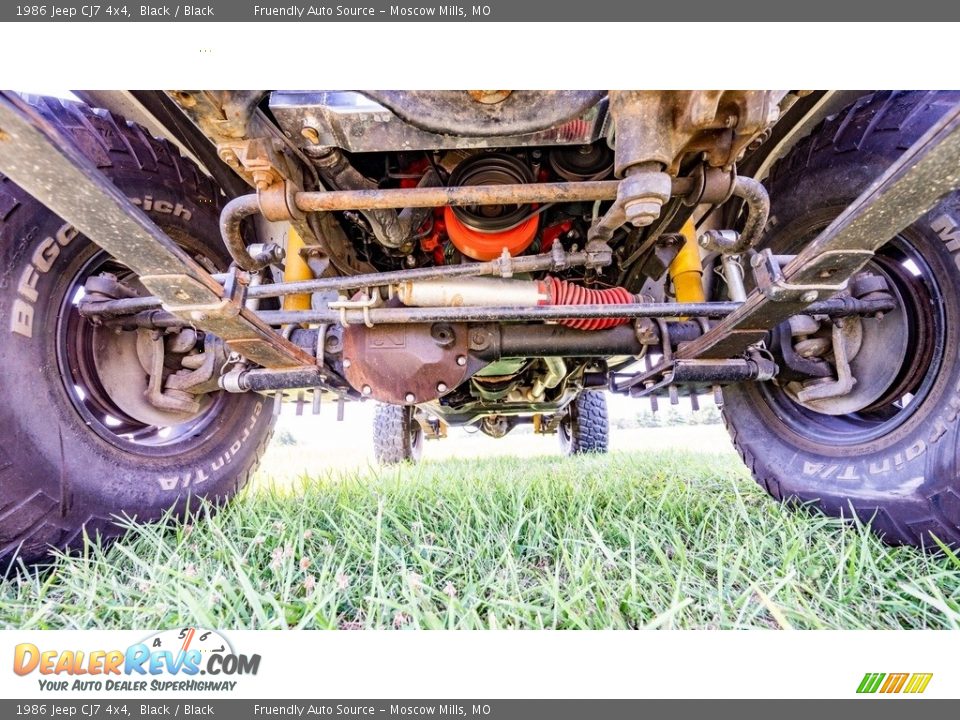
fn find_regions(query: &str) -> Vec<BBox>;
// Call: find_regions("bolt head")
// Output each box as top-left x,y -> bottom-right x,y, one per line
405,392 -> 416,403
456,355 -> 467,366
252,171 -> 273,192
801,290 -> 819,303
436,382 -> 448,393
361,385 -> 372,396
342,358 -> 352,368
624,200 -> 661,228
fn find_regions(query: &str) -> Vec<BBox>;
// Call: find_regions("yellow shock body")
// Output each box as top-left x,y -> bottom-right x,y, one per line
283,225 -> 312,312
669,220 -> 706,304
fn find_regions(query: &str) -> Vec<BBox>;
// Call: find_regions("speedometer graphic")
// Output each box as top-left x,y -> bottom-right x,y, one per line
140,627 -> 234,662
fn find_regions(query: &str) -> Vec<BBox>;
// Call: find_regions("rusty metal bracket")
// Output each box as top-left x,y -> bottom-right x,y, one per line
0,92 -> 313,370
224,137 -> 287,192
752,248 -> 861,302
148,265 -> 247,321
167,91 -> 307,193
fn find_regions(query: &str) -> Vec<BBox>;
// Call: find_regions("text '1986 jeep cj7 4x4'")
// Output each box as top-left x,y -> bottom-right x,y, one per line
2,89 -> 960,564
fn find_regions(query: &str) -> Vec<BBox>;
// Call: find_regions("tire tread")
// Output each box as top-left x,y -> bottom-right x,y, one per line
562,392 -> 609,455
373,404 -> 418,464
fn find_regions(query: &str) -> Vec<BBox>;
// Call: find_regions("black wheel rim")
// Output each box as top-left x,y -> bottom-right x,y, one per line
759,232 -> 946,447
56,249 -> 223,451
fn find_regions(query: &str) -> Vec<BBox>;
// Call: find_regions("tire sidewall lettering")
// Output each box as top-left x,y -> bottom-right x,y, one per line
156,401 -> 264,492
8,198 -> 189,339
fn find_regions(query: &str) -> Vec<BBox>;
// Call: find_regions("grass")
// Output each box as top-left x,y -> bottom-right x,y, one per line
3,449 -> 960,630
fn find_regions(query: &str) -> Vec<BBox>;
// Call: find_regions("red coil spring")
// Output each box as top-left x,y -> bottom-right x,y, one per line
543,276 -> 635,331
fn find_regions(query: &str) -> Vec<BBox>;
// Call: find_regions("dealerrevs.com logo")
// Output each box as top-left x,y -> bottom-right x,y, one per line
13,628 -> 260,692
857,672 -> 933,695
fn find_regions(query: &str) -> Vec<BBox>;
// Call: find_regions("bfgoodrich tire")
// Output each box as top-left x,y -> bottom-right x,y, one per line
0,97 -> 274,566
722,90 -> 960,548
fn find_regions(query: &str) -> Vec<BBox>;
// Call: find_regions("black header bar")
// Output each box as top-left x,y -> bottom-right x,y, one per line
2,1 -> 959,21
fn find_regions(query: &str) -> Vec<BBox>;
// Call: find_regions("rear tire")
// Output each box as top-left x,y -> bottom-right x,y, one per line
0,97 -> 275,566
558,391 -> 609,455
373,404 -> 423,464
722,90 -> 960,548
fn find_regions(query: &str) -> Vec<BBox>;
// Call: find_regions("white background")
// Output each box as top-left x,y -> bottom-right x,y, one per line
0,22 -> 952,90
1,20 -> 956,700
0,629 -> 950,698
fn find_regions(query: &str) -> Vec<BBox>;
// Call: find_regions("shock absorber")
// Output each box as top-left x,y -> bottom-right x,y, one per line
396,276 -> 636,331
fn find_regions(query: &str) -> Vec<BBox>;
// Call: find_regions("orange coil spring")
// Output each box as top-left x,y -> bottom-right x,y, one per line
544,276 -> 635,331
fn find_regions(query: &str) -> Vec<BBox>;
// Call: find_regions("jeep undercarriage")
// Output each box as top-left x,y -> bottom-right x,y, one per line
3,89 -> 960,559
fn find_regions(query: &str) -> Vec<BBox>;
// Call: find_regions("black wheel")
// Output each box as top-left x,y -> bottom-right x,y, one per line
558,391 -> 609,455
0,97 -> 275,566
373,404 -> 423,464
722,90 -> 960,548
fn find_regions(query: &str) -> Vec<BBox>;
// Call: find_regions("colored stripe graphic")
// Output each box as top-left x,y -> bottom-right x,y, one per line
857,673 -> 885,694
880,673 -> 909,693
857,672 -> 931,694
904,673 -> 933,694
